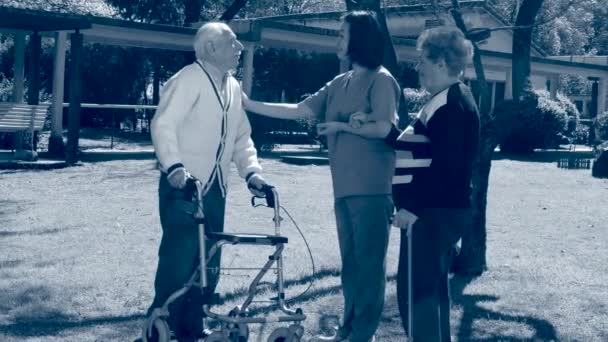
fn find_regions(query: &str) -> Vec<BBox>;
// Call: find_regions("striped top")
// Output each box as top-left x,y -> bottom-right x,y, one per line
386,82 -> 480,215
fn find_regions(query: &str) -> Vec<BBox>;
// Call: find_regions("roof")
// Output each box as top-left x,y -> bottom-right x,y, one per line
84,17 -> 197,50
0,6 -> 91,31
240,0 -> 547,57
251,0 -> 487,22
0,6 -> 198,51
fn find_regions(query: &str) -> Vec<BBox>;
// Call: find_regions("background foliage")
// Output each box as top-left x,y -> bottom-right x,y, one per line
0,0 -> 606,144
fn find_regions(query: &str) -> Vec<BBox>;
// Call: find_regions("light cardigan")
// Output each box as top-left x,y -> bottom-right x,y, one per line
151,61 -> 262,197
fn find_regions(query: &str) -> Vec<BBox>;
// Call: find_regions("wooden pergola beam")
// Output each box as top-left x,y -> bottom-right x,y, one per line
0,6 -> 91,31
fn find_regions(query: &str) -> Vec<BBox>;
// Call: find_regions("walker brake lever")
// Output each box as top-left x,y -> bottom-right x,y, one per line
250,184 -> 276,208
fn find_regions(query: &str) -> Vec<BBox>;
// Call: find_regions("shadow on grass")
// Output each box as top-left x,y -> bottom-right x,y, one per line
451,274 -> 558,341
0,259 -> 23,269
0,267 -> 342,338
0,226 -> 78,238
0,200 -> 33,218
0,283 -> 145,337
221,267 -> 341,303
0,313 -> 145,337
7,263 -> 553,341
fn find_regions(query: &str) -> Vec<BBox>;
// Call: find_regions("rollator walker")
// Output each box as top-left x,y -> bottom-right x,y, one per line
143,178 -> 307,342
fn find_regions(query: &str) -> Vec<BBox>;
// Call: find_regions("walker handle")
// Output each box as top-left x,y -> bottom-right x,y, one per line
250,184 -> 276,209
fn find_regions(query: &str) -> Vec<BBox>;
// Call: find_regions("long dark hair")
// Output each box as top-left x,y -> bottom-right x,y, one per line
342,11 -> 385,69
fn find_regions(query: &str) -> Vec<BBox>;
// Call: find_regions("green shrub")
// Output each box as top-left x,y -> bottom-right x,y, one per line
0,72 -> 13,102
596,111 -> 608,142
499,90 -> 569,154
536,94 -> 569,144
556,92 -> 580,137
571,124 -> 590,144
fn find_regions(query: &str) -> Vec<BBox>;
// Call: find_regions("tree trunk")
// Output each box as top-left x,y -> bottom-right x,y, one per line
512,0 -> 544,100
184,0 -> 206,25
219,0 -> 249,22
445,1 -> 492,275
449,0 -> 544,275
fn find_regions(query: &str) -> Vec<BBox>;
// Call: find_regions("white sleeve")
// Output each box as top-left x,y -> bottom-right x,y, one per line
232,110 -> 262,178
231,83 -> 262,178
151,70 -> 199,171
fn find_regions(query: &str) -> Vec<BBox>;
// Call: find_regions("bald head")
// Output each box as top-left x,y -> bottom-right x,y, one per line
193,22 -> 233,61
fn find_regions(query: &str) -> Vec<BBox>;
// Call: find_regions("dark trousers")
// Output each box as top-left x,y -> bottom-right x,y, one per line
147,174 -> 225,341
334,195 -> 393,342
396,208 -> 471,342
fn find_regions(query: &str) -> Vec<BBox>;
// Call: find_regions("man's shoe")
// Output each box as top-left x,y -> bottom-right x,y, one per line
313,335 -> 347,342
196,328 -> 214,339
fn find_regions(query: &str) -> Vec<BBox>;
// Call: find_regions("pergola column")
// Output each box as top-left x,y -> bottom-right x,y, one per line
27,31 -> 41,105
10,31 -> 28,158
504,68 -> 512,100
15,30 -> 40,158
549,74 -> 559,100
48,31 -> 67,156
241,42 -> 255,96
11,31 -> 26,103
65,30 -> 83,164
598,77 -> 606,116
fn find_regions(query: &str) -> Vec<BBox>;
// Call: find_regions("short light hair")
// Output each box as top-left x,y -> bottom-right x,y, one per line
416,26 -> 474,77
193,22 -> 231,60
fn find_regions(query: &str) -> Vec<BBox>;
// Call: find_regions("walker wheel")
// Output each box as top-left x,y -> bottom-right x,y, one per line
229,323 -> 249,341
203,331 -> 230,342
141,318 -> 170,342
220,315 -> 249,342
287,324 -> 304,340
267,326 -> 302,342
236,323 -> 249,342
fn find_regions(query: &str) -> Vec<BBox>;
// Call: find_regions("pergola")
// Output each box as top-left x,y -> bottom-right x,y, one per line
0,6 -> 90,162
1,1 -> 607,163
0,6 -> 200,162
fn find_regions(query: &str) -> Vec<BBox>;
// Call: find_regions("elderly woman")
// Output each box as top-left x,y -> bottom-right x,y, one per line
243,11 -> 400,342
318,26 -> 480,341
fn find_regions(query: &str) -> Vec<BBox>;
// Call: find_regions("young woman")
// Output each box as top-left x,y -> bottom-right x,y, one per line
243,11 -> 400,342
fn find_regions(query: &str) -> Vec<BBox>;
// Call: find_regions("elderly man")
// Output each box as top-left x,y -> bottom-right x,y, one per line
145,22 -> 267,342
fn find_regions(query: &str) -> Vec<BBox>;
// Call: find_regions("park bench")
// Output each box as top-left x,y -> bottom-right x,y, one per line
0,102 -> 49,157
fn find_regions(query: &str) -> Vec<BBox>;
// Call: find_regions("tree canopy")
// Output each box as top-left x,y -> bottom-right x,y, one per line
0,0 -> 116,16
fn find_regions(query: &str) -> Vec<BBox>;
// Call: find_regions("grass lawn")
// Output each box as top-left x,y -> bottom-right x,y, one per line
0,148 -> 607,341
